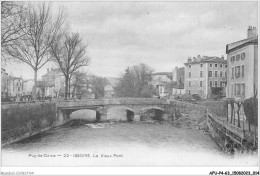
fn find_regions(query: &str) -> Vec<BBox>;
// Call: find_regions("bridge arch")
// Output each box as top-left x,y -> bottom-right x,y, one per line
106,106 -> 135,122
140,107 -> 166,121
70,108 -> 99,121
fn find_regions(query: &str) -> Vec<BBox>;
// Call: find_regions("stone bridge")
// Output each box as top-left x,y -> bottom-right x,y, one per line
56,98 -> 175,123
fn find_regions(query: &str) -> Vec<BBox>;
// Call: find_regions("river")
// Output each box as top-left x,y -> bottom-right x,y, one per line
1,109 -> 258,166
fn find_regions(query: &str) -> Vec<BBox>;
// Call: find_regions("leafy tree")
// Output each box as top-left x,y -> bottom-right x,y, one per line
115,63 -> 155,97
71,71 -> 89,98
91,76 -> 108,98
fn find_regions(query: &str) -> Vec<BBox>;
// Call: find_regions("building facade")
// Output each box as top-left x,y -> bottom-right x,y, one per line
172,67 -> 185,95
172,67 -> 185,88
184,55 -> 227,99
8,76 -> 24,97
226,26 -> 258,99
151,72 -> 173,97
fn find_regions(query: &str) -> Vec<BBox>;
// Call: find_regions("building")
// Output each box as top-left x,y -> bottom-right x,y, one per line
152,72 -> 172,82
226,26 -> 258,99
8,76 -> 24,97
104,77 -> 119,98
23,79 -> 34,96
172,67 -> 185,87
172,67 -> 185,95
184,55 -> 227,99
151,72 -> 174,97
42,68 -> 64,97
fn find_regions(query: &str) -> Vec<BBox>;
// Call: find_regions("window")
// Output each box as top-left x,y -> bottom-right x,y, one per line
225,64 -> 227,68
242,65 -> 244,77
235,84 -> 241,96
215,63 -> 218,67
231,84 -> 234,97
189,65 -> 191,68
210,63 -> 212,67
241,53 -> 245,60
208,71 -> 212,77
200,64 -> 203,67
189,81 -> 191,87
215,81 -> 218,87
200,71 -> 203,77
220,64 -> 223,68
236,54 -> 240,61
231,67 -> 234,78
235,66 -> 240,78
241,83 -> 245,97
18,87 -> 20,91
210,81 -> 213,87
220,71 -> 223,77
215,71 -> 218,77
231,56 -> 235,62
200,81 -> 202,87
189,72 -> 191,78
225,71 -> 227,78
13,87 -> 14,91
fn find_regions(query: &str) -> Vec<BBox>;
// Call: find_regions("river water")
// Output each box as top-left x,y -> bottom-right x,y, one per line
1,109 -> 258,166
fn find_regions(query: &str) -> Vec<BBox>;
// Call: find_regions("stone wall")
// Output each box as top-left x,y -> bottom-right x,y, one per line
1,102 -> 57,146
171,100 -> 207,116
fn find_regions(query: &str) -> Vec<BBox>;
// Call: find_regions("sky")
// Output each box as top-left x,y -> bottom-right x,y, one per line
3,1 -> 258,79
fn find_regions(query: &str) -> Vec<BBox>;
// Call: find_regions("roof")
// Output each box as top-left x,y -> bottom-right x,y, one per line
226,36 -> 258,54
8,76 -> 23,80
152,72 -> 172,76
184,56 -> 227,65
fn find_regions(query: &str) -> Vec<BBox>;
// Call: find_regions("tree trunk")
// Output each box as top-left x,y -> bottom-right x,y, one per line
65,76 -> 69,99
237,103 -> 241,128
33,69 -> 38,100
230,103 -> 234,124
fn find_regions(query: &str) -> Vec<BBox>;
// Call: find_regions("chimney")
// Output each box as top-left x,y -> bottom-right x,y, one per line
188,57 -> 192,62
193,57 -> 197,62
252,27 -> 257,37
47,68 -> 49,72
221,55 -> 224,60
247,26 -> 257,38
197,55 -> 201,61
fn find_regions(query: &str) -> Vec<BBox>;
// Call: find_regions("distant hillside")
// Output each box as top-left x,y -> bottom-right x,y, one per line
106,77 -> 120,87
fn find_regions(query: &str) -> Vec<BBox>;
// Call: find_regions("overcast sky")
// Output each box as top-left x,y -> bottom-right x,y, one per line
3,1 -> 258,79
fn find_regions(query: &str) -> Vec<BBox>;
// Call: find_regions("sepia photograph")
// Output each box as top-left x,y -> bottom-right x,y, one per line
1,0 -> 259,175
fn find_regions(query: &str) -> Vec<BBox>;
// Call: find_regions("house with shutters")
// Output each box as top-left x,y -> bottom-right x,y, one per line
184,55 -> 227,99
226,26 -> 258,99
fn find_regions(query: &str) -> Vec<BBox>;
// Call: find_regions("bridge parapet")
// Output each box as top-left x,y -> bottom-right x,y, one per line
57,98 -> 169,109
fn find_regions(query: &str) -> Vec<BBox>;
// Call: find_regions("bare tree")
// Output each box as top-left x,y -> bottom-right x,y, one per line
5,2 -> 67,98
1,1 -> 27,61
1,2 -> 26,45
50,32 -> 90,99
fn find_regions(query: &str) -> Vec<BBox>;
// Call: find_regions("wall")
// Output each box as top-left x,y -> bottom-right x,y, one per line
1,102 -> 57,146
171,100 -> 207,117
172,88 -> 185,95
